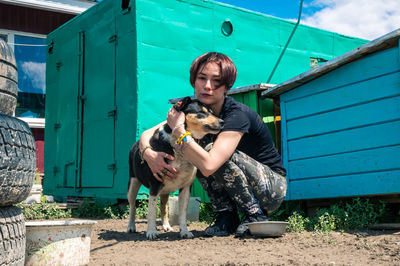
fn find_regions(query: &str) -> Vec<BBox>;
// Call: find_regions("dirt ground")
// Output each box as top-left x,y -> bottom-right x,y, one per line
88,218 -> 400,266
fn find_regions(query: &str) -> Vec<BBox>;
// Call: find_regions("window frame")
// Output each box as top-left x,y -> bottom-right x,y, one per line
0,29 -> 46,128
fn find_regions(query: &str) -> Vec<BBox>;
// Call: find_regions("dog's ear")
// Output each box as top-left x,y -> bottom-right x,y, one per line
173,97 -> 192,111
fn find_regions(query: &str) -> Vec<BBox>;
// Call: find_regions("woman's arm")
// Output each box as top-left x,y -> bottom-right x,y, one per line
139,121 -> 178,181
167,107 -> 243,176
181,131 -> 243,177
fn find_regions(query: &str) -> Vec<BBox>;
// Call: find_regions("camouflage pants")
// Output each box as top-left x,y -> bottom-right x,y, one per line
197,150 -> 287,215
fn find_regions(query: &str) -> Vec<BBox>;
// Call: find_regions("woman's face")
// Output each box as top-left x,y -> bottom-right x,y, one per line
194,62 -> 228,110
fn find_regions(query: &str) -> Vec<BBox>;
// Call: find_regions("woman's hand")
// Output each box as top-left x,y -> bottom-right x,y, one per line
167,107 -> 186,137
143,148 -> 178,182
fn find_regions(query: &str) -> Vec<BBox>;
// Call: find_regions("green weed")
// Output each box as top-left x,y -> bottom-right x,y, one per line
17,202 -> 72,220
20,198 -> 131,220
199,202 -> 216,224
286,211 -> 309,232
312,209 -> 336,233
71,198 -> 130,219
135,199 -> 150,219
343,198 -> 386,230
283,197 -> 387,233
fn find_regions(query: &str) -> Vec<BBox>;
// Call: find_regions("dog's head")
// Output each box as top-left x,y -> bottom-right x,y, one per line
173,97 -> 223,139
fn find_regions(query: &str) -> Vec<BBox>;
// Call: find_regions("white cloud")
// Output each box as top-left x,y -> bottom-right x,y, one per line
21,61 -> 46,93
302,0 -> 400,40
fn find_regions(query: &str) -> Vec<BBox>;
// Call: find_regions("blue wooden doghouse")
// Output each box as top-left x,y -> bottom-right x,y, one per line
262,29 -> 400,200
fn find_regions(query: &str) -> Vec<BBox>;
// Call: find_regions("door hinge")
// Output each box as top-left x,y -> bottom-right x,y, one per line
108,35 -> 117,43
108,109 -> 117,118
79,94 -> 87,102
53,166 -> 59,176
48,41 -> 54,54
56,62 -> 63,70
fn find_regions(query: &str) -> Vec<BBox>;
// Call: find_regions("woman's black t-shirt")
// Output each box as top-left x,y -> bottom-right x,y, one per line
203,96 -> 286,176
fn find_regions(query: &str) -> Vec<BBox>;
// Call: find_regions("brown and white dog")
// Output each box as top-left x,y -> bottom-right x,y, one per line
127,97 -> 223,240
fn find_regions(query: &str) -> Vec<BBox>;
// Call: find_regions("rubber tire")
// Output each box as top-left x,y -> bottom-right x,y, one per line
0,39 -> 18,116
0,114 -> 36,206
0,206 -> 25,266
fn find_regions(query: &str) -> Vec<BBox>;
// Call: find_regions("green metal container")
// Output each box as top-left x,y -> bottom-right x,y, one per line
44,0 -> 367,203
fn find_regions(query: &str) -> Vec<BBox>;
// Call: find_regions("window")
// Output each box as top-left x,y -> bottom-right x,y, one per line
0,30 -> 47,119
14,34 -> 46,118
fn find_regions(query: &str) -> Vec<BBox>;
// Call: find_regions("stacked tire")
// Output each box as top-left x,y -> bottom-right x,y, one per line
0,39 -> 36,266
0,38 -> 18,116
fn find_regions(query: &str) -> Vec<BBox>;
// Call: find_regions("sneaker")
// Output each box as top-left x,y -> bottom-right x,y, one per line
205,210 -> 240,237
235,213 -> 269,237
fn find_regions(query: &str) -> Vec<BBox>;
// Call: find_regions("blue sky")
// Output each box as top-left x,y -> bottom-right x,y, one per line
215,0 -> 400,40
215,0 -> 316,19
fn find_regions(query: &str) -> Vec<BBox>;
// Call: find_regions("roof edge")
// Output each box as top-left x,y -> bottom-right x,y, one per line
261,28 -> 400,98
0,0 -> 95,15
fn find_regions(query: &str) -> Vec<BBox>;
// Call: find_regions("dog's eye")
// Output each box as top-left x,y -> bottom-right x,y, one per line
196,113 -> 206,119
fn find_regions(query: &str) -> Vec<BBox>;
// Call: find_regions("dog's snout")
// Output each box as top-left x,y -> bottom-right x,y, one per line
218,119 -> 224,128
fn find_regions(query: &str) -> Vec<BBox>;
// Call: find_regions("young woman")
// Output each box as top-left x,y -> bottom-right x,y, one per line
139,52 -> 287,236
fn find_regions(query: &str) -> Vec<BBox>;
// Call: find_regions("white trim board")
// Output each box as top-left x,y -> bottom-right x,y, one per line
18,117 -> 45,129
0,0 -> 96,15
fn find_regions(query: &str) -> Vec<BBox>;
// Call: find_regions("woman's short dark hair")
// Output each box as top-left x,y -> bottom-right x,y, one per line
190,52 -> 237,90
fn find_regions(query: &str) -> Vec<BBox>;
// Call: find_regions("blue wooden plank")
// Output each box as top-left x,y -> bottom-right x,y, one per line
287,95 -> 400,140
280,46 -> 400,102
280,101 -> 291,199
288,145 -> 400,180
285,71 -> 400,120
288,120 -> 400,161
289,169 -> 400,200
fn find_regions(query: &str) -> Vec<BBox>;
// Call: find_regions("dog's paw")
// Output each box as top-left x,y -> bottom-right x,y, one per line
162,224 -> 173,232
180,230 -> 194,239
146,230 -> 159,240
126,224 -> 136,233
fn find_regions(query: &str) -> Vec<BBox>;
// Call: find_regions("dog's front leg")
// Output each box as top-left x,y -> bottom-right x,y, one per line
178,186 -> 194,239
146,195 -> 159,240
160,194 -> 173,232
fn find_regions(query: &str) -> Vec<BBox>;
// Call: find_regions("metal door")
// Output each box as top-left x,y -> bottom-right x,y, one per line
79,17 -> 117,188
46,35 -> 80,189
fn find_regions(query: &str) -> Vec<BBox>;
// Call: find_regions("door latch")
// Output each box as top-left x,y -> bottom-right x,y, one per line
108,109 -> 117,117
107,163 -> 116,171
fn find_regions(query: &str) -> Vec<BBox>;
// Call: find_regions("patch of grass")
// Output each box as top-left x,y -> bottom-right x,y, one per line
17,202 -> 72,220
343,198 -> 386,229
199,202 -> 216,224
135,200 -> 149,219
19,195 -> 389,235
283,198 -> 387,233
286,211 -> 309,232
311,210 -> 336,233
70,198 -> 129,219
19,198 -> 132,220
